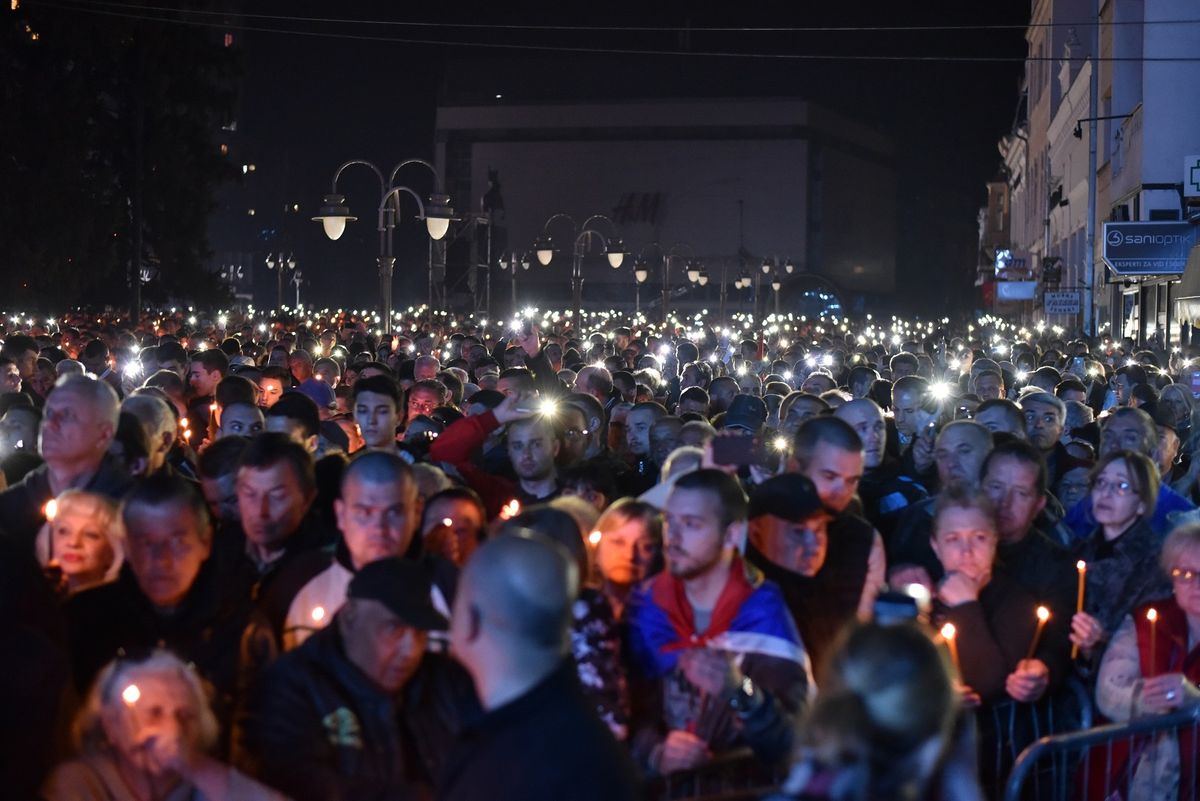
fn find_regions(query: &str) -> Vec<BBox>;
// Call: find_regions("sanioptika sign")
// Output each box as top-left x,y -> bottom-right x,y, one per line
1102,221 -> 1197,276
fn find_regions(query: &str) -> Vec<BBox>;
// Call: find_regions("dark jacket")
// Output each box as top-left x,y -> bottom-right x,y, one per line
237,622 -> 479,801
994,528 -> 1075,685
0,454 -> 133,553
437,660 -> 641,801
745,512 -> 875,677
932,573 -> 1039,704
64,558 -> 251,732
1075,518 -> 1172,641
857,458 -> 929,546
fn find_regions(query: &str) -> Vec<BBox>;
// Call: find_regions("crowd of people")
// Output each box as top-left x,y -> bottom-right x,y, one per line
2,306 -> 1200,801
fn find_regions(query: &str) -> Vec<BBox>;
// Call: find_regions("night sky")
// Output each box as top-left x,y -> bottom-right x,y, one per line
216,0 -> 1032,314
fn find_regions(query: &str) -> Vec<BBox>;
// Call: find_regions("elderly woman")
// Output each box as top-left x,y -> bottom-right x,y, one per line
592,499 -> 664,619
42,649 -> 285,801
1093,523 -> 1200,800
35,490 -> 124,598
1071,451 -> 1172,663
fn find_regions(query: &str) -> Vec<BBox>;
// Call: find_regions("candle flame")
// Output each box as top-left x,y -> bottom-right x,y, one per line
441,518 -> 453,527
122,684 -> 141,705
1036,606 -> 1051,622
499,499 -> 521,520
940,623 -> 956,641
180,417 -> 190,429
311,606 -> 326,623
588,530 -> 602,546
1146,608 -> 1158,623
209,403 -> 218,412
44,499 -> 57,521
1076,560 -> 1086,572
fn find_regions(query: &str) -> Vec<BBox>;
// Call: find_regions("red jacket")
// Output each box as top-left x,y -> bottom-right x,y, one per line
429,410 -> 518,520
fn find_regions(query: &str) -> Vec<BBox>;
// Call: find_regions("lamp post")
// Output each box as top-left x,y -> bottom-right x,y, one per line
265,252 -> 296,310
291,269 -> 304,308
634,261 -> 649,318
311,159 -> 454,332
534,213 -> 624,330
637,242 -> 696,327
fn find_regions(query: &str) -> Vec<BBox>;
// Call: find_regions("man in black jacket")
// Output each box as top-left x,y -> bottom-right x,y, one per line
237,558 -> 478,801
65,474 -> 250,731
442,533 -> 640,801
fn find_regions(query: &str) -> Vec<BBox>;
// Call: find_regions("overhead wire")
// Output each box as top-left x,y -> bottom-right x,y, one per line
23,0 -> 1200,62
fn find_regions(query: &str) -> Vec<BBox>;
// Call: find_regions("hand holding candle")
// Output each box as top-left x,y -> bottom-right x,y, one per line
940,622 -> 959,675
1146,607 -> 1158,677
1071,560 -> 1086,659
1026,606 -> 1050,660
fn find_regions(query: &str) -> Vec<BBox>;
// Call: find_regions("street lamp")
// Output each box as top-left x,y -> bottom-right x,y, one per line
637,242 -> 696,326
265,252 -> 296,310
534,214 -> 624,327
313,158 -> 453,331
771,277 -> 783,315
633,259 -> 650,317
291,269 -> 304,308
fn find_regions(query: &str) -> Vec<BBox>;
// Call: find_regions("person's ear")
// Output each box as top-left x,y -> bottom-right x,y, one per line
747,517 -> 769,553
724,519 -> 748,553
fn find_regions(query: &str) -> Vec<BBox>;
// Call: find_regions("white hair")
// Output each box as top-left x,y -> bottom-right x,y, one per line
34,490 -> 125,587
74,649 -> 218,754
53,374 -> 120,431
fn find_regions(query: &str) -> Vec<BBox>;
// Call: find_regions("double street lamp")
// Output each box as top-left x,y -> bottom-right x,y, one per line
312,158 -> 454,331
265,252 -> 296,310
637,242 -> 699,326
533,214 -> 624,328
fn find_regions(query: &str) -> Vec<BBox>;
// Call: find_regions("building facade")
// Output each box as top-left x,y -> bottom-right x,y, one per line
990,0 -> 1200,340
434,98 -> 896,319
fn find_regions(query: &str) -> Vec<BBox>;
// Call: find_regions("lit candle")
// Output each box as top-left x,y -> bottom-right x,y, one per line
311,606 -> 325,623
122,684 -> 141,705
442,518 -> 453,528
588,530 -> 602,547
940,622 -> 960,675
1146,608 -> 1158,676
1072,560 -> 1086,659
44,499 -> 57,522
1027,606 -> 1051,660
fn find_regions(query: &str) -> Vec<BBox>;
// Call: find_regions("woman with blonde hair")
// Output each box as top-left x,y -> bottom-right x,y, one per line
43,649 -> 285,800
35,490 -> 124,597
771,622 -> 983,801
592,498 -> 663,619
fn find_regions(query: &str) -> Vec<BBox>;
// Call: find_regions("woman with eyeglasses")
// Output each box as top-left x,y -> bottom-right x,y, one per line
1090,523 -> 1200,800
43,649 -> 285,801
1071,451 -> 1172,664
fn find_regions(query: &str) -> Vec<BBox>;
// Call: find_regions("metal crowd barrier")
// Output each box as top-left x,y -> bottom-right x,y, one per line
1003,705 -> 1200,801
647,749 -> 782,801
977,678 -> 1095,800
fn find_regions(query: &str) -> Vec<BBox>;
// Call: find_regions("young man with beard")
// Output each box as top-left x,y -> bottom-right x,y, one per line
428,393 -> 561,519
625,469 -> 811,776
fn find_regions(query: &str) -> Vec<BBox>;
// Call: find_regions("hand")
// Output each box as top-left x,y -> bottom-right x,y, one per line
889,564 -> 933,595
1005,659 -> 1051,703
1069,611 -> 1106,653
938,570 -> 984,606
515,324 -> 541,358
659,730 -> 711,774
493,392 -> 537,425
913,425 -> 936,473
1139,673 -> 1200,715
677,648 -> 741,697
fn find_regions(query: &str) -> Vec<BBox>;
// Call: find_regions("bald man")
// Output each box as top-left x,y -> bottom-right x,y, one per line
888,421 -> 993,576
444,533 -> 638,801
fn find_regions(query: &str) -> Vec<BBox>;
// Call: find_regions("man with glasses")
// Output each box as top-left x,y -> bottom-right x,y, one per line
1063,407 -> 1196,539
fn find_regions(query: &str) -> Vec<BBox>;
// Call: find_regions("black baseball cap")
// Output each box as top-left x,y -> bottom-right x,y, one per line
724,394 -> 768,432
347,558 -> 448,631
749,474 -> 826,521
